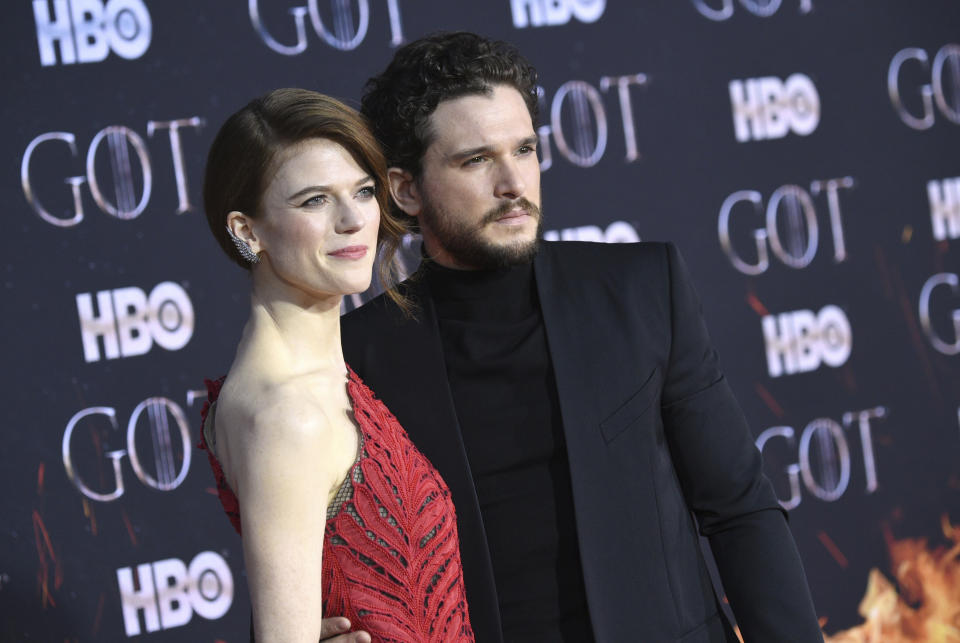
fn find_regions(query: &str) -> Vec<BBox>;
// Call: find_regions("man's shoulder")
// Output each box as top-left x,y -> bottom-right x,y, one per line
538,240 -> 675,285
341,279 -> 421,334
540,239 -> 670,265
341,280 -> 430,379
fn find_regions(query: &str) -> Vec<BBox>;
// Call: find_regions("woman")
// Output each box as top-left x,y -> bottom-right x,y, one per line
198,88 -> 474,643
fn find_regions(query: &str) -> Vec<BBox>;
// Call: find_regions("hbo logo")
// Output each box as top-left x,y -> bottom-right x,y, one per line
729,74 -> 820,142
33,0 -> 152,67
76,282 -> 194,362
762,305 -> 852,377
928,177 -> 960,242
543,220 -> 640,243
117,551 -> 233,636
511,0 -> 606,28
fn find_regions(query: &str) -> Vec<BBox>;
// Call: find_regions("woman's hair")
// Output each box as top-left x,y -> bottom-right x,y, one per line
203,87 -> 408,308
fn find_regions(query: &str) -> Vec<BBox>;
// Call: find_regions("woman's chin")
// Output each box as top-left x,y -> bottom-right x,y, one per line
341,278 -> 374,297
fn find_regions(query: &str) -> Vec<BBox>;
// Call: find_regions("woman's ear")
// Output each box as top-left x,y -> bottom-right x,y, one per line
226,211 -> 263,254
387,167 -> 422,218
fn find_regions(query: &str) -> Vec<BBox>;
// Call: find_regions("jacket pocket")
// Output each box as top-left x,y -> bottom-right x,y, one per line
677,610 -> 728,642
600,367 -> 660,443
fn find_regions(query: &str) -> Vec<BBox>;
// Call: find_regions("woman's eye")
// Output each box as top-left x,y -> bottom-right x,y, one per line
357,185 -> 376,199
302,194 -> 327,207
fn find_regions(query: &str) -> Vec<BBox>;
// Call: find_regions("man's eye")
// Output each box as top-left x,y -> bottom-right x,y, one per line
518,145 -> 535,155
464,156 -> 485,166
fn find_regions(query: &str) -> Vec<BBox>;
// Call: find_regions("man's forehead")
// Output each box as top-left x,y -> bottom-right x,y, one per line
426,85 -> 534,153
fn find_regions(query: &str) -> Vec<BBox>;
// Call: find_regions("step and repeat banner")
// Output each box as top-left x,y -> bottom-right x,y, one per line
2,1 -> 958,641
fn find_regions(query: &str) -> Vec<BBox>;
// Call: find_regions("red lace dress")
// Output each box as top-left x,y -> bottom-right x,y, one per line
197,367 -> 475,642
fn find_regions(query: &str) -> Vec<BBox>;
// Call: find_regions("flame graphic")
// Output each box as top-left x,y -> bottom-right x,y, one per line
824,515 -> 960,642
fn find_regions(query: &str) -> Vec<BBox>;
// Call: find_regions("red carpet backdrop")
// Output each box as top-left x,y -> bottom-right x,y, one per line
2,1 -> 958,640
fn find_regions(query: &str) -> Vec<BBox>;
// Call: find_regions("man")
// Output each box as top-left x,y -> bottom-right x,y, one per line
341,32 -> 822,642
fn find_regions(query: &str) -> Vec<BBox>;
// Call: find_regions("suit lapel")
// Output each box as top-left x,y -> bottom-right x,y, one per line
534,244 -> 612,628
365,276 -> 505,643
534,246 -> 593,451
370,278 -> 465,471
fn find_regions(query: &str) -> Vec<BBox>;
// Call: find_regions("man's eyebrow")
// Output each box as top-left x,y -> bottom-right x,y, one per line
286,175 -> 373,201
447,145 -> 494,162
447,135 -> 539,162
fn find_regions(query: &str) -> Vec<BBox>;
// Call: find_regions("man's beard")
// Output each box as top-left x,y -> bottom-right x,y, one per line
420,195 -> 543,270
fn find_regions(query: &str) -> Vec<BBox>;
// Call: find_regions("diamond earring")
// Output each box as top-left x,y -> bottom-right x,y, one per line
225,226 -> 261,264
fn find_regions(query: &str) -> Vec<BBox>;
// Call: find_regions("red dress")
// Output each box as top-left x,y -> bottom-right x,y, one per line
198,367 -> 475,642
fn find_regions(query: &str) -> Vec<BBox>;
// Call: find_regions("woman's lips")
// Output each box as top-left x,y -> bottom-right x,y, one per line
327,245 -> 368,259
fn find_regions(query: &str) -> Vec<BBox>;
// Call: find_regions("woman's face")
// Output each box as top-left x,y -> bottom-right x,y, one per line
252,138 -> 381,301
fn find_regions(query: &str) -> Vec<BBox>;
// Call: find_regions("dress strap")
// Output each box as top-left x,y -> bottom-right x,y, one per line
202,399 -> 218,457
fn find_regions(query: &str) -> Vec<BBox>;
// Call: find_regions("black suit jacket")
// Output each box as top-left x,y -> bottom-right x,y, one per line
341,241 -> 822,642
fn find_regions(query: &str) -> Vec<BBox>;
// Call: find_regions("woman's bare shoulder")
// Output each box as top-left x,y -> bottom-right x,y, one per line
219,371 -> 334,443
215,371 -> 347,503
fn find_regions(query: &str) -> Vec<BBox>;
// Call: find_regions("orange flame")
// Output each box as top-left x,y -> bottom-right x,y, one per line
824,515 -> 960,642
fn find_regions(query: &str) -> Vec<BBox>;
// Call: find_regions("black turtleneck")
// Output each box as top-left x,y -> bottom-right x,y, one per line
424,260 -> 595,643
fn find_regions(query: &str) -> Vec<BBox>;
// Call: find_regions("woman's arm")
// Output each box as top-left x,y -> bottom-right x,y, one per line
230,397 -> 341,643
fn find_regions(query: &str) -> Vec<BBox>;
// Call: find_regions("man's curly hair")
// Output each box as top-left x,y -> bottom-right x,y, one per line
360,31 -> 539,178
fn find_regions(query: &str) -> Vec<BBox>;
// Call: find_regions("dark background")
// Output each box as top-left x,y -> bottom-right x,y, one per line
2,1 -> 958,640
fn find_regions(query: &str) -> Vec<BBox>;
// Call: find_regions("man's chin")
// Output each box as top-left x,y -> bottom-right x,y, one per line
463,236 -> 540,269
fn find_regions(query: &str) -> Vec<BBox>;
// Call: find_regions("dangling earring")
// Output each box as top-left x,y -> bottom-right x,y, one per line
226,226 -> 261,264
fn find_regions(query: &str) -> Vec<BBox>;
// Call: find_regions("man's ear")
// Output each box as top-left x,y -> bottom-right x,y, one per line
226,211 -> 263,254
387,167 -> 422,217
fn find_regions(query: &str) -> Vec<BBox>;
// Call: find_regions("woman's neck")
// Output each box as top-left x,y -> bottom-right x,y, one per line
241,284 -> 346,377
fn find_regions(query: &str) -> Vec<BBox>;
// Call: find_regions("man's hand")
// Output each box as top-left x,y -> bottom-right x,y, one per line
320,617 -> 371,642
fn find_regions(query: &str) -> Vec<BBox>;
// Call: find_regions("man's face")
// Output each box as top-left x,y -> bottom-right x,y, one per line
415,84 -> 542,270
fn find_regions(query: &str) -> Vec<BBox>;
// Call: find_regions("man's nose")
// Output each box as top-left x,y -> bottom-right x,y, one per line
494,159 -> 526,200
